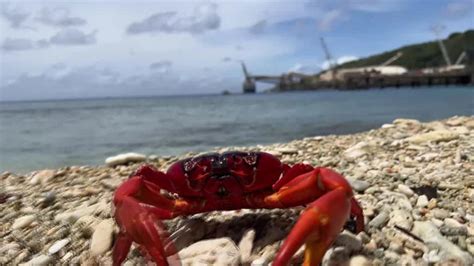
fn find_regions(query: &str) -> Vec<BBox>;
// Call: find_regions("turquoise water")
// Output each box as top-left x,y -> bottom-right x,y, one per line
0,87 -> 473,173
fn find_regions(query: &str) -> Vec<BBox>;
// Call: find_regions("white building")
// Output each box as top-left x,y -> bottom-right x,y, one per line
319,65 -> 408,81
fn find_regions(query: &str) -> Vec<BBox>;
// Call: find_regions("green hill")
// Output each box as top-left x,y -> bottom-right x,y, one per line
338,29 -> 474,70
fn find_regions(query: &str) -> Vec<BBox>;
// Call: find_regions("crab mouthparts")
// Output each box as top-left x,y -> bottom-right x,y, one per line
211,173 -> 231,180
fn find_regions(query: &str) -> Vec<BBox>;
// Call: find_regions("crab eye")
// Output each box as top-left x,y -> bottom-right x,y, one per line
233,154 -> 243,164
211,156 -> 227,169
183,159 -> 197,173
243,153 -> 257,166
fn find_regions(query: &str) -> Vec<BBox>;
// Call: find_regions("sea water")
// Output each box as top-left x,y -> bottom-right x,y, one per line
0,87 -> 472,173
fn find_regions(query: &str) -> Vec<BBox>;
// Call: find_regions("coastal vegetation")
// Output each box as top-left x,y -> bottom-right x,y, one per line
338,29 -> 474,69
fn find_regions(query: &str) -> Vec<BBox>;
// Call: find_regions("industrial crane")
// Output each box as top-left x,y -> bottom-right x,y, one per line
240,61 -> 256,93
431,25 -> 452,66
320,37 -> 336,83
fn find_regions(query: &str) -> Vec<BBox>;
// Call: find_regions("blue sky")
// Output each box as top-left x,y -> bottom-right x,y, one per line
0,0 -> 473,101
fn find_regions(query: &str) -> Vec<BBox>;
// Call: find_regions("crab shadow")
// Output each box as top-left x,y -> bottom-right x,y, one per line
164,208 -> 303,255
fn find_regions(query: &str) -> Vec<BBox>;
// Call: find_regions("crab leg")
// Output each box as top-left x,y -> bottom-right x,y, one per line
112,232 -> 132,265
264,167 -> 363,266
112,170 -> 186,266
272,163 -> 314,191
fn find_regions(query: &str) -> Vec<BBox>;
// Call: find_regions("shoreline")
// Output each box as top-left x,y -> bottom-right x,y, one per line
1,85 -> 471,104
1,116 -> 473,265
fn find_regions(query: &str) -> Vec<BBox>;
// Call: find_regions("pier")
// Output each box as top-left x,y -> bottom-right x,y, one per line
279,68 -> 473,91
243,68 -> 473,93
340,69 -> 473,90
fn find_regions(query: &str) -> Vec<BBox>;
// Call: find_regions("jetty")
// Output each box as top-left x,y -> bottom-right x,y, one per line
340,69 -> 473,90
278,68 -> 473,91
240,64 -> 473,93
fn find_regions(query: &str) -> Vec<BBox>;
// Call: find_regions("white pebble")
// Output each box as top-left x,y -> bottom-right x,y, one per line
444,218 -> 466,229
19,254 -> 52,266
416,195 -> 429,207
349,255 -> 371,265
12,215 -> 36,230
381,123 -> 395,128
0,243 -> 20,254
105,152 -> 146,167
90,219 -> 115,256
48,239 -> 70,255
397,184 -> 414,196
62,252 -> 74,262
238,229 -> 255,263
251,257 -> 267,266
29,169 -> 56,185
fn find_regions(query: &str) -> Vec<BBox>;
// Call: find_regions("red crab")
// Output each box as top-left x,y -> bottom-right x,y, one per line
112,151 -> 364,266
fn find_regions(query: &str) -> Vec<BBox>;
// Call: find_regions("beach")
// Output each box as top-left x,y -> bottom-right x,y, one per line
1,115 -> 473,265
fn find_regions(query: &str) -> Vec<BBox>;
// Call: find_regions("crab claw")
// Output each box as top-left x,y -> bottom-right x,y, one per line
112,174 -> 180,266
265,167 -> 364,266
113,198 -> 171,265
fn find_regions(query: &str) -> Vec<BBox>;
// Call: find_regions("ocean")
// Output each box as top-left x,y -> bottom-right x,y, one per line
0,87 -> 473,173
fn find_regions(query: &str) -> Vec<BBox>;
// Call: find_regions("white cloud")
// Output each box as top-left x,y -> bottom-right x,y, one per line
321,55 -> 358,69
347,0 -> 406,12
289,63 -> 321,74
1,3 -> 30,28
307,0 -> 407,13
317,9 -> 345,31
127,2 -> 220,34
0,62 -> 228,101
337,55 -> 359,64
445,0 -> 474,18
49,28 -> 96,45
150,60 -> 172,73
1,38 -> 34,51
37,7 -> 87,27
307,0 -> 407,31
36,39 -> 50,48
43,63 -> 70,80
1,29 -> 96,51
95,68 -> 120,84
249,20 -> 266,34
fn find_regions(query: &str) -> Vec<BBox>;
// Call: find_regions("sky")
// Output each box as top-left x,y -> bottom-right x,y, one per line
0,0 -> 473,101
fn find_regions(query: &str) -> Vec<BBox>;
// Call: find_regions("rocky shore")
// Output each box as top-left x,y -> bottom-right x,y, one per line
1,116 -> 473,266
